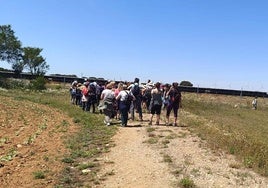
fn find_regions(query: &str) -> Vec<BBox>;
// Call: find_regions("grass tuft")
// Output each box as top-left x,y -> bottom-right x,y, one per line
179,176 -> 195,188
33,171 -> 45,179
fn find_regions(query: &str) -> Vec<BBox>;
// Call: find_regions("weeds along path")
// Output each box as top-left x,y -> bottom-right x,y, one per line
97,111 -> 268,188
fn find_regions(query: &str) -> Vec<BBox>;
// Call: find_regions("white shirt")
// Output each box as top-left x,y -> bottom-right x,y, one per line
116,90 -> 130,101
101,89 -> 115,101
127,83 -> 145,90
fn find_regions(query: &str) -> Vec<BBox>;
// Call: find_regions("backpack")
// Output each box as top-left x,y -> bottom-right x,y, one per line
131,84 -> 140,97
88,84 -> 96,95
170,88 -> 181,103
143,88 -> 152,100
76,88 -> 82,97
124,91 -> 133,109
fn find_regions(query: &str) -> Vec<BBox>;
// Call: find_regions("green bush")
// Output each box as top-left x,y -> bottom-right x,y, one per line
29,76 -> 46,90
0,78 -> 28,89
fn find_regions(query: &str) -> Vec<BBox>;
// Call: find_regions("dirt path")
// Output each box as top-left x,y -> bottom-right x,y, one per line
99,126 -> 177,188
97,111 -> 268,188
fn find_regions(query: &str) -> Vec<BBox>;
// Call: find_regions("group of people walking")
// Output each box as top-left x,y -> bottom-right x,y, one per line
69,77 -> 182,127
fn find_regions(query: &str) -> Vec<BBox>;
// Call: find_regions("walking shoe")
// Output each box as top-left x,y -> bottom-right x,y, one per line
155,122 -> 159,125
148,121 -> 152,125
104,120 -> 110,126
173,123 -> 177,126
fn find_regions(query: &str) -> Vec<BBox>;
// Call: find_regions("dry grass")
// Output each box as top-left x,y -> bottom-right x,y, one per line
181,93 -> 268,176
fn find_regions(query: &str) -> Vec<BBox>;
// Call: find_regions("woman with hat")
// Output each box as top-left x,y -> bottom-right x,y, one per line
100,82 -> 116,126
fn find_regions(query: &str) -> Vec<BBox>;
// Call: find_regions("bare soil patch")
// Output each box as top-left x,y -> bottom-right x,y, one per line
0,95 -> 78,188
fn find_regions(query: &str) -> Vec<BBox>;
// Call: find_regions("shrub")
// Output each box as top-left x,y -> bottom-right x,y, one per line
29,76 -> 46,90
0,78 -> 28,89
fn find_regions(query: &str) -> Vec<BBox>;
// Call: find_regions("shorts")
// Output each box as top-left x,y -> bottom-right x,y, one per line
150,104 -> 162,115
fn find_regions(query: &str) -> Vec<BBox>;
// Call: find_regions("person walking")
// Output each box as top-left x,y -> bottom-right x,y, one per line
116,85 -> 134,127
162,83 -> 171,111
252,96 -> 258,110
149,82 -> 163,125
128,78 -> 144,121
166,82 -> 182,126
100,82 -> 116,126
81,82 -> 89,111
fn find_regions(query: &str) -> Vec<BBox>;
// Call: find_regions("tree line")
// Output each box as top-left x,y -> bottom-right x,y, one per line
0,25 -> 49,75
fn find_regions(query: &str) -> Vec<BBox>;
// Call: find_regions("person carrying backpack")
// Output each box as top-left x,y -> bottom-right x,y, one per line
128,78 -> 144,121
75,83 -> 82,106
166,82 -> 182,126
88,83 -> 97,113
100,82 -> 116,126
116,84 -> 134,127
143,86 -> 152,112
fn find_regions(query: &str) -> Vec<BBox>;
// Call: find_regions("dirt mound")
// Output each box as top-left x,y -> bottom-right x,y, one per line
0,95 -> 78,188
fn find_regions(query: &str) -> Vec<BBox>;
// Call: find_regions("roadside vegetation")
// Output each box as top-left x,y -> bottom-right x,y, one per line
181,93 -> 268,176
1,82 -> 268,187
0,85 -> 117,187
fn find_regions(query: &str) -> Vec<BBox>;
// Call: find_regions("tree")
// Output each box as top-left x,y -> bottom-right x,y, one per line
12,60 -> 25,75
0,25 -> 22,64
23,47 -> 49,75
180,80 -> 193,87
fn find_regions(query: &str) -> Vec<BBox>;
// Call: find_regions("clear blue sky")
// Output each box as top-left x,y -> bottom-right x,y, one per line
1,0 -> 268,91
